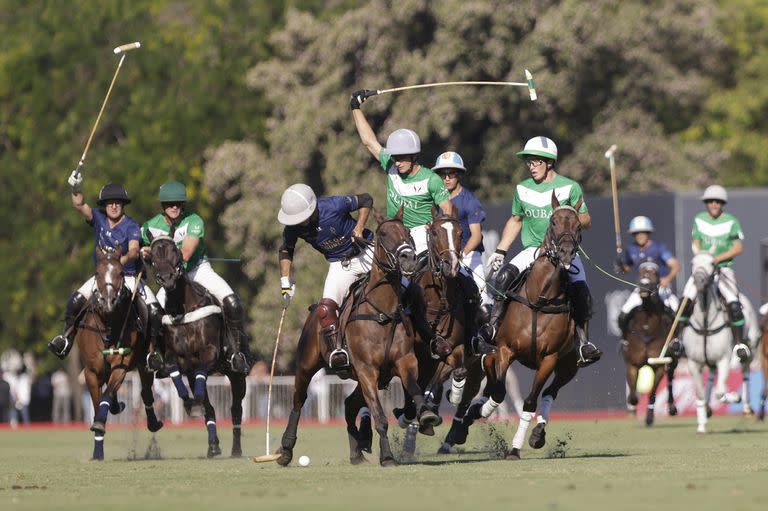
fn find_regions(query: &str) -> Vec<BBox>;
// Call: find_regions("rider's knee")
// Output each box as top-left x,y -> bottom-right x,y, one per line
494,264 -> 520,295
317,298 -> 340,328
727,301 -> 744,323
222,294 -> 244,317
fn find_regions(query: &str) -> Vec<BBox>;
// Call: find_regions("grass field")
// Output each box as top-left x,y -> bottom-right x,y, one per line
1,415 -> 767,511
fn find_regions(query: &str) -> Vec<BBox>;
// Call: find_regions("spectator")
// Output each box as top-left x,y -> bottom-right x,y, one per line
30,371 -> 53,422
51,369 -> 72,423
0,370 -> 11,423
13,365 -> 32,425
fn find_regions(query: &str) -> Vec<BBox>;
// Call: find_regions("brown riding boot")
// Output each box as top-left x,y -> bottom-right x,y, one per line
318,298 -> 348,368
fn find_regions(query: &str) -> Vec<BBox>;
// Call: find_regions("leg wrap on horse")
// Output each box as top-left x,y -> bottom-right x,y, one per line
222,294 -> 250,373
727,301 -> 746,340
48,292 -> 88,359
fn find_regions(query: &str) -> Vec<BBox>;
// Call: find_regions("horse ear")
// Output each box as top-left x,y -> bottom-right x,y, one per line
396,204 -> 404,220
431,206 -> 438,220
573,197 -> 583,214
113,244 -> 123,258
551,190 -> 561,209
373,208 -> 385,225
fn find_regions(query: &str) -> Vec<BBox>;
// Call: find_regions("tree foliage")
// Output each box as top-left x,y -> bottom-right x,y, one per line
205,0 -> 733,361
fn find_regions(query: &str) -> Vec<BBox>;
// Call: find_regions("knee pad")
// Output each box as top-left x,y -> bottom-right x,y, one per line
222,294 -> 244,323
494,264 -> 520,294
727,301 -> 744,324
317,298 -> 339,329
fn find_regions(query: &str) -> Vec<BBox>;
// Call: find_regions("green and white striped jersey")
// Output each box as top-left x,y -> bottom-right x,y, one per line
691,211 -> 743,268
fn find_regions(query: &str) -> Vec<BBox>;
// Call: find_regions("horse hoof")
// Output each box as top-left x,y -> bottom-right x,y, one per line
419,423 -> 435,436
148,420 -> 164,433
418,409 -> 441,428
758,411 -> 765,422
743,408 -> 754,417
380,457 -> 397,467
706,405 -> 713,418
528,423 -> 546,449
668,405 -> 678,417
90,421 -> 106,434
110,401 -> 126,415
437,442 -> 453,454
90,456 -> 104,462
645,415 -> 654,427
505,448 -> 521,460
276,448 -> 293,467
350,454 -> 368,465
207,442 -> 222,458
231,447 -> 242,458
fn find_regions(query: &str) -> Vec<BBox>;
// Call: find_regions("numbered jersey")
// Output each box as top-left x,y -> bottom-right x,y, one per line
691,211 -> 743,268
511,174 -> 587,248
142,212 -> 208,270
378,148 -> 450,229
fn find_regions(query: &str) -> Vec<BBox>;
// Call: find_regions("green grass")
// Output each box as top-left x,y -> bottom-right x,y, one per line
1,416 -> 767,510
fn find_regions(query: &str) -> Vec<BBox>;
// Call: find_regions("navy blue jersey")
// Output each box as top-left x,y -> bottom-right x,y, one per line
622,240 -> 674,277
282,196 -> 373,262
450,188 -> 486,253
89,209 -> 142,276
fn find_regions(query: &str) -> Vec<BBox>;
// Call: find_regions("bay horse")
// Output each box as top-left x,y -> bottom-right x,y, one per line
276,207 -> 439,467
147,235 -> 246,457
459,193 -> 583,460
681,253 -> 758,433
622,261 -> 677,425
78,245 -> 163,460
758,313 -> 768,421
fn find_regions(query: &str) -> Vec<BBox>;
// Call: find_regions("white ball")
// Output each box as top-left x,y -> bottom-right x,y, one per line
298,455 -> 310,467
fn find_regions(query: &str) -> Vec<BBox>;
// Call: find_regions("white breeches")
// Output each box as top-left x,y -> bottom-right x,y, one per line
620,286 -> 679,314
410,225 -> 428,255
77,275 -> 157,305
682,266 -> 739,303
322,246 -> 374,305
157,260 -> 233,307
461,250 -> 492,306
509,246 -> 587,284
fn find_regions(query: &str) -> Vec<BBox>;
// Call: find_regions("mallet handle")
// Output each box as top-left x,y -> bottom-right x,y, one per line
264,304 -> 288,455
377,81 -> 528,95
650,297 -> 689,364
606,145 -> 622,255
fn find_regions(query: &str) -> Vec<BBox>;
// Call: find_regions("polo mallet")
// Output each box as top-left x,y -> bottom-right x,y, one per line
648,297 -> 690,365
75,42 -> 141,174
364,69 -> 537,101
605,144 -> 622,262
253,295 -> 290,463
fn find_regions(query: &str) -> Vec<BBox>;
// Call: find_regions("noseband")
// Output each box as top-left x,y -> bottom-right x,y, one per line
427,217 -> 462,277
150,236 -> 184,288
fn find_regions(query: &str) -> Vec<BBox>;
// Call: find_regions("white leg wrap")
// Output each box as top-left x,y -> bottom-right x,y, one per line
695,399 -> 707,432
512,411 -> 533,449
448,377 -> 466,406
480,397 -> 501,418
359,406 -> 370,418
538,395 -> 553,424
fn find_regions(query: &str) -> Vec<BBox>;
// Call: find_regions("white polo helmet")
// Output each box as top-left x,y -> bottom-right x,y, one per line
516,136 -> 558,161
385,128 -> 421,156
278,183 -> 317,225
701,185 -> 728,203
628,216 -> 654,234
433,151 -> 466,172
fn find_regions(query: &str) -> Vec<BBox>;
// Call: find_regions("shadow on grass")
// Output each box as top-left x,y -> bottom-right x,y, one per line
708,428 -> 768,435
398,451 -> 631,466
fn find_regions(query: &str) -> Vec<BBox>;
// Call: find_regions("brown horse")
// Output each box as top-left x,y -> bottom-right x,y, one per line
277,207 -> 439,467
622,261 -> 677,425
78,245 -> 162,460
759,314 -> 768,421
147,236 -> 246,458
461,193 -> 582,460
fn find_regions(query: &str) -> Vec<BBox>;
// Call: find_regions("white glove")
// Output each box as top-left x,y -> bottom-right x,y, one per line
68,170 -> 83,190
485,249 -> 507,274
280,276 -> 295,307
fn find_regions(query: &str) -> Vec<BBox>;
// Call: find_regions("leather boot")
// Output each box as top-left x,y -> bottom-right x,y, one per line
571,282 -> 602,367
146,302 -> 165,371
318,298 -> 348,368
48,292 -> 87,359
222,294 -> 250,374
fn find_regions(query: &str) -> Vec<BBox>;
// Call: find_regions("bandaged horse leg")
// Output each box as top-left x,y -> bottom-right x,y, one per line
48,292 -> 87,359
404,284 -> 451,359
222,294 -> 250,373
193,368 -> 208,402
317,298 -> 348,368
229,373 -> 246,457
696,399 -> 708,434
727,301 -> 751,362
138,368 -> 163,433
571,281 -> 602,367
715,356 -> 740,404
688,359 -> 708,433
666,358 -> 678,416
202,390 -> 221,458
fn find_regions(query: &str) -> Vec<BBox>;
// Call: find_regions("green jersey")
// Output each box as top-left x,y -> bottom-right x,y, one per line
691,211 -> 743,268
511,174 -> 588,248
142,212 -> 208,270
378,148 -> 450,229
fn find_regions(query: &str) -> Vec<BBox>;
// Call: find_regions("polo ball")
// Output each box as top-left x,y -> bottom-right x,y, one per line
636,365 -> 655,394
298,455 -> 310,467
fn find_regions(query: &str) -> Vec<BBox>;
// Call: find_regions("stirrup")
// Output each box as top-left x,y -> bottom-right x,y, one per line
429,335 -> 452,360
577,341 -> 602,368
48,335 -> 71,360
329,348 -> 350,369
470,333 -> 497,356
733,343 -> 751,362
228,352 -> 249,374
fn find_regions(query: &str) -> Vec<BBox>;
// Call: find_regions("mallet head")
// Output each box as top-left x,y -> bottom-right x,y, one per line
605,144 -> 618,159
525,69 -> 537,101
113,42 -> 141,55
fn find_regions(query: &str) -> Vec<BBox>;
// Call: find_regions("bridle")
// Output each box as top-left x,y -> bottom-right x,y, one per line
638,261 -> 660,299
542,206 -> 582,267
372,218 -> 416,277
149,236 -> 184,289
427,216 -> 462,278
